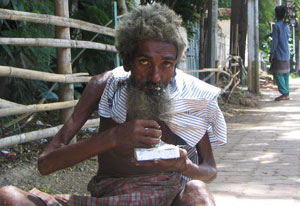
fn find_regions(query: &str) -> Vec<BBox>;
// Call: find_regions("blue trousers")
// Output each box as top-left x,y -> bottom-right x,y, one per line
274,73 -> 289,95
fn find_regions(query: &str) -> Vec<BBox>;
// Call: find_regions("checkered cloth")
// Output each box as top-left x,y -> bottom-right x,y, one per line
29,172 -> 181,206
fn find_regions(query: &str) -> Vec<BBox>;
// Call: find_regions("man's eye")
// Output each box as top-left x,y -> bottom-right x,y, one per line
162,62 -> 172,68
139,59 -> 149,65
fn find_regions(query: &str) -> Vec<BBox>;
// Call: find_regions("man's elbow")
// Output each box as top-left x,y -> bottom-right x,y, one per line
37,154 -> 52,176
205,167 -> 217,184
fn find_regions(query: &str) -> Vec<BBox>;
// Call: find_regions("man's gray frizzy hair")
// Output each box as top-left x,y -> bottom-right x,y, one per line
115,3 -> 188,69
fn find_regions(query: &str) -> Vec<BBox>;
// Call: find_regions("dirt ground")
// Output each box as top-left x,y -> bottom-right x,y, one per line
0,82 -> 265,195
0,111 -> 100,195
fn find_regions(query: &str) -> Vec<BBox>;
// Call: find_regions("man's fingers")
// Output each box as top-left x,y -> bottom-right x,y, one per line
143,127 -> 162,138
137,136 -> 160,147
138,119 -> 161,129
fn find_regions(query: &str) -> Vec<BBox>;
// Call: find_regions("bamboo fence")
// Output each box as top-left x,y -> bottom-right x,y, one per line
184,55 -> 242,95
0,66 -> 91,83
0,8 -> 114,37
0,100 -> 78,117
0,118 -> 100,149
0,98 -> 24,109
0,7 -> 115,148
0,38 -> 116,52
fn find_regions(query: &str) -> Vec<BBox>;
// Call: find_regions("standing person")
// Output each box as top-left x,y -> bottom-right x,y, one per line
269,5 -> 291,101
0,4 -> 227,206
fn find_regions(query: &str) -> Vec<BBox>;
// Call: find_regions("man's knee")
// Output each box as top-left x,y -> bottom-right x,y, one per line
177,180 -> 215,206
0,185 -> 45,206
0,185 -> 19,205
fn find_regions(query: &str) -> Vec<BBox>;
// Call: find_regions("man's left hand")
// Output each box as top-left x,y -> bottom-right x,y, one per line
131,148 -> 190,173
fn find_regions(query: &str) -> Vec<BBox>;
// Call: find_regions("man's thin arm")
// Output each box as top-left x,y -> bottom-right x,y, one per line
179,132 -> 217,183
38,71 -> 112,175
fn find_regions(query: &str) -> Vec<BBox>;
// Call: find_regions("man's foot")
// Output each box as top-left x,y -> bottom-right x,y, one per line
275,94 -> 289,101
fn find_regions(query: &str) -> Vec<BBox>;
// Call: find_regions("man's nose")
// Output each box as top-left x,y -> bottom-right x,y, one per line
149,66 -> 161,83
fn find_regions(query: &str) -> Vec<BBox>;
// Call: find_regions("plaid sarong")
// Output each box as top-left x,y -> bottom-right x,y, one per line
29,172 -> 181,206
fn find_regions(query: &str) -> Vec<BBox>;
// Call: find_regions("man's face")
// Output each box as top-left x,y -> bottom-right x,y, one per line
130,40 -> 177,95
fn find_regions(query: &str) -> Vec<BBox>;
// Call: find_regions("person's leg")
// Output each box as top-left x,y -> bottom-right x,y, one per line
0,186 -> 46,206
172,180 -> 215,206
274,73 -> 289,95
283,72 -> 290,95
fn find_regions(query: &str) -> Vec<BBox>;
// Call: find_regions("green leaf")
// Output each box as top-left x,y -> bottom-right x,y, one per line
11,0 -> 24,11
32,9 -> 40,14
34,80 -> 49,92
39,91 -> 59,101
2,45 -> 15,61
73,82 -> 83,88
74,90 -> 81,99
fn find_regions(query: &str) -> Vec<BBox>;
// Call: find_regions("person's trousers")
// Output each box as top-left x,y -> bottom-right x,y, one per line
274,72 -> 289,95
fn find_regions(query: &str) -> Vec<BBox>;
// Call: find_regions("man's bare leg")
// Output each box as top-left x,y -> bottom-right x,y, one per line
173,180 -> 216,206
0,186 -> 46,206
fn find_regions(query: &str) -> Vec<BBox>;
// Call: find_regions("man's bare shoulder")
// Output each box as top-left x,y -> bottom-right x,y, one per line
90,70 -> 113,88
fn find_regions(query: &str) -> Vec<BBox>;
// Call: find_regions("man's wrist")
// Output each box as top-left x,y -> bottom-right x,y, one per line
177,158 -> 192,175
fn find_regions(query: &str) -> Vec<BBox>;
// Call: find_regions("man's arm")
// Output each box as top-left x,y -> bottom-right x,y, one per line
270,24 -> 279,63
38,71 -> 112,175
188,132 -> 217,183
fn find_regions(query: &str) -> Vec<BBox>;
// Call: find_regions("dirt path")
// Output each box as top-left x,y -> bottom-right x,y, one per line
209,78 -> 300,205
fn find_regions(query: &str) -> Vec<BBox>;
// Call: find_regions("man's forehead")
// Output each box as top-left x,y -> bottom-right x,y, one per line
135,52 -> 177,61
134,40 -> 177,59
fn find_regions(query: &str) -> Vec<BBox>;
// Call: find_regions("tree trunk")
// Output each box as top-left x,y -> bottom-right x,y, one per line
247,0 -> 260,94
199,13 -> 206,70
117,0 -> 127,15
204,0 -> 218,85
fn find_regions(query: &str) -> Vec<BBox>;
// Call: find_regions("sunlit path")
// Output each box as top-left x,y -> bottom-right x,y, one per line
209,78 -> 300,205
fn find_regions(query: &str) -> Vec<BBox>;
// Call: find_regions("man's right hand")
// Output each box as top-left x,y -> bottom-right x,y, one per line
112,119 -> 162,149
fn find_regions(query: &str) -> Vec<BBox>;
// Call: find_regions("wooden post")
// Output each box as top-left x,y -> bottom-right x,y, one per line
205,0 -> 218,85
116,0 -> 127,15
247,0 -> 260,94
55,0 -> 74,126
297,40 -> 300,75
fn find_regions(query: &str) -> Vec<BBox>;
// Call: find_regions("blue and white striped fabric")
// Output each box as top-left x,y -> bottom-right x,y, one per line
98,66 -> 227,147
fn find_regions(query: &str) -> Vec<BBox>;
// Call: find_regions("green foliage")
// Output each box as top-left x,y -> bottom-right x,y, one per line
290,72 -> 299,79
219,0 -> 231,8
0,0 -> 56,104
139,0 -> 208,37
0,0 -> 9,7
0,0 -> 120,103
71,0 -> 116,76
259,0 -> 276,54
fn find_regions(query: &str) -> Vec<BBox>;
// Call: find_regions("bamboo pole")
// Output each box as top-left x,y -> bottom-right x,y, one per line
184,68 -> 231,77
0,8 -> 114,37
222,70 -> 240,92
0,98 -> 24,109
3,83 -> 58,129
0,38 -> 117,52
55,0 -> 74,130
0,66 -> 91,83
0,118 -> 100,149
0,100 -> 78,117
